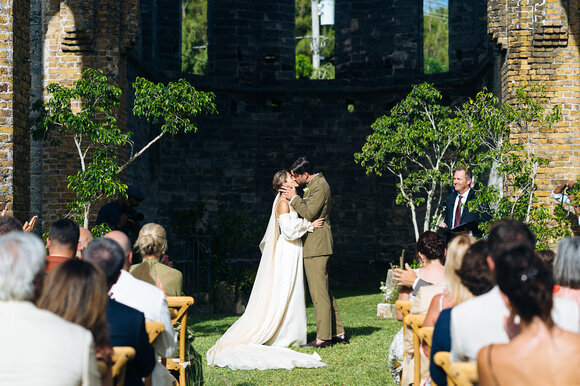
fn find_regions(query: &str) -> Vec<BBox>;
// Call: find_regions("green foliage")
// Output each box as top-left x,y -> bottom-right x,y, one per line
424,57 -> 447,74
295,0 -> 335,79
296,54 -> 314,79
423,4 -> 449,74
356,81 -> 569,247
311,62 -> 335,80
464,83 -> 568,248
354,82 -> 482,240
90,223 -> 112,239
182,0 -> 208,75
31,68 -> 217,227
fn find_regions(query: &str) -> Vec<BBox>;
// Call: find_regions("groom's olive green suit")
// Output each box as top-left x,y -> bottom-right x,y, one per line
291,173 -> 344,340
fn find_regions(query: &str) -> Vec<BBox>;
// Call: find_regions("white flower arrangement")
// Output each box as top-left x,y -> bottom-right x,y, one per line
303,187 -> 310,195
380,281 -> 399,303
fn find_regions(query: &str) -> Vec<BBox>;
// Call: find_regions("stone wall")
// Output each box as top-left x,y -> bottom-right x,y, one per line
0,0 -> 30,221
126,0 -> 496,287
487,0 -> 580,198
30,0 -> 139,230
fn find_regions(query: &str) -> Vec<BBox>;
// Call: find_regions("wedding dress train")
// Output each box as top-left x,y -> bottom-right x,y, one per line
206,194 -> 327,370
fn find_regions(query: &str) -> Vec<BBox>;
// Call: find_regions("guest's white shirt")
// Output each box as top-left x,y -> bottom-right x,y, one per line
451,286 -> 580,363
0,301 -> 100,385
110,270 -> 177,357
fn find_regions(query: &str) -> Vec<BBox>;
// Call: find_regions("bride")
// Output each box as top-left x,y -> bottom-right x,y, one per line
206,170 -> 327,370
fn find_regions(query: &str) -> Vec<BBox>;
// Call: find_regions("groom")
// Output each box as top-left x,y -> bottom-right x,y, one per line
281,157 -> 347,348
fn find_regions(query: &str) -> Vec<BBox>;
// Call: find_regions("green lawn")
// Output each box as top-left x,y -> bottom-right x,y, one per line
189,289 -> 400,385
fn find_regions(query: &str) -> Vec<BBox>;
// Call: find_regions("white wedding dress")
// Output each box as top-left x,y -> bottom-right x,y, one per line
206,194 -> 327,370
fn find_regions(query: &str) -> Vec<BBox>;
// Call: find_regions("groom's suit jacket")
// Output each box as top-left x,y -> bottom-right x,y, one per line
291,173 -> 333,258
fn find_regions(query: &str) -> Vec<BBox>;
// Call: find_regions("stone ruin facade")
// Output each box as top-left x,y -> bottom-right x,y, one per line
0,0 -> 577,287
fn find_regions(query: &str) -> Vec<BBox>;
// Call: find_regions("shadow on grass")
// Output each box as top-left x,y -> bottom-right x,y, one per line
305,325 -> 381,342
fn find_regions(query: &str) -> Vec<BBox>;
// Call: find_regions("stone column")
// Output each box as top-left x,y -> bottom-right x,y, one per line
0,0 -> 31,221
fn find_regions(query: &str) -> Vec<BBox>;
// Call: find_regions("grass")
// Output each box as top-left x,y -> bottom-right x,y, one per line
189,289 -> 401,385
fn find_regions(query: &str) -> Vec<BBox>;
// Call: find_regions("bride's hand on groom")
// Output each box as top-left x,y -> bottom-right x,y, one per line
312,218 -> 325,228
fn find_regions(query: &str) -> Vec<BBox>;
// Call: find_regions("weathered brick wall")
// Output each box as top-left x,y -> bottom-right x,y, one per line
30,0 -> 139,230
0,0 -> 30,221
487,0 -> 580,201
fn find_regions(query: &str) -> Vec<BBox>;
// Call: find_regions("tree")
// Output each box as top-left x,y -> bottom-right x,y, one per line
423,5 -> 449,73
356,81 -> 570,248
461,83 -> 569,248
354,83 -> 483,241
31,68 -> 217,228
182,0 -> 208,75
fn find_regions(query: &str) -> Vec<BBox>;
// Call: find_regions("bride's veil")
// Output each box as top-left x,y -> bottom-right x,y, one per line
240,193 -> 281,314
259,193 -> 280,258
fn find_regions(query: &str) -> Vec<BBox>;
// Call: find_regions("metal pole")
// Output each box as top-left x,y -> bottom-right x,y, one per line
311,0 -> 320,69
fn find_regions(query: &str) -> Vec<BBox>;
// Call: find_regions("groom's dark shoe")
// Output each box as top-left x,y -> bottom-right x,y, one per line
300,339 -> 333,348
332,333 -> 349,345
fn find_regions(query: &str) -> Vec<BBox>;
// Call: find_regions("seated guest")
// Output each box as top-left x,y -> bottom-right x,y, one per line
0,232 -> 100,384
450,219 -> 579,363
37,259 -> 113,386
131,223 -> 183,296
389,231 -> 446,385
552,237 -> 580,307
76,227 -> 94,258
84,238 -> 156,386
422,234 -> 475,324
429,240 -> 494,386
107,231 -> 177,355
0,215 -> 24,235
478,247 -> 580,385
106,231 -> 177,385
536,248 -> 555,271
406,234 -> 473,386
45,218 -> 80,273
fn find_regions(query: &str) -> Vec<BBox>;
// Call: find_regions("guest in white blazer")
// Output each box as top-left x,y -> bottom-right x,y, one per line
0,232 -> 100,386
451,219 -> 580,363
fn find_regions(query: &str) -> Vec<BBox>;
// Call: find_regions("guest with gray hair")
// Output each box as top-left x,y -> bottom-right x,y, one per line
553,237 -> 580,308
83,238 -> 155,386
0,232 -> 100,384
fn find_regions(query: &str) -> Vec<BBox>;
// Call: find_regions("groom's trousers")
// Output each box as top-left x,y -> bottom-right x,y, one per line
304,255 -> 345,341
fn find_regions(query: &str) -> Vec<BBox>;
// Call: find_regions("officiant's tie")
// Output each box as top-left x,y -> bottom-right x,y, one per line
454,195 -> 463,228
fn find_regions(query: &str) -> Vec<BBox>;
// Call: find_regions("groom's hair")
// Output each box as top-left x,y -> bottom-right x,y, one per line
290,157 -> 314,175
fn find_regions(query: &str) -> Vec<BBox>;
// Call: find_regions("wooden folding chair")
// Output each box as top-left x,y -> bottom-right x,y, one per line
403,314 -> 426,386
395,300 -> 412,333
145,321 -> 165,346
419,326 -> 434,352
111,346 -> 136,386
165,296 -> 195,386
433,351 -> 478,386
144,321 -> 166,386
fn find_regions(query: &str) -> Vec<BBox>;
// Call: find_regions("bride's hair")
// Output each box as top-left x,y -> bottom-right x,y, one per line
272,170 -> 288,194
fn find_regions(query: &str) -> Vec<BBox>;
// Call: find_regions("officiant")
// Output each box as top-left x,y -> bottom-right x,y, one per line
438,166 -> 489,238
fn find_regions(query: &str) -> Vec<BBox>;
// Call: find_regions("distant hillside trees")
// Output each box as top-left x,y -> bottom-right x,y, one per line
182,0 -> 208,75
424,2 -> 449,74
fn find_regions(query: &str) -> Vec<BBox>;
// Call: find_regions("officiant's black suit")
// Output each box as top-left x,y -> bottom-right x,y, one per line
443,189 -> 489,237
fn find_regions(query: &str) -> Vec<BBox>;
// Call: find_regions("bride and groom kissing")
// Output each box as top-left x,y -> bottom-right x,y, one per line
206,157 -> 347,370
